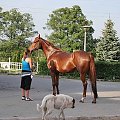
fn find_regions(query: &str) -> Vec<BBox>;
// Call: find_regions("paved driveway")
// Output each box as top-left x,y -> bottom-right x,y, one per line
0,74 -> 120,120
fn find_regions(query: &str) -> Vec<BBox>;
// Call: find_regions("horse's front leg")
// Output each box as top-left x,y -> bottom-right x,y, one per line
80,73 -> 87,103
55,72 -> 59,94
50,70 -> 59,95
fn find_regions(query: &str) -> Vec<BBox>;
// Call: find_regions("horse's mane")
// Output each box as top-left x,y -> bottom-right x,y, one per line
42,38 -> 61,51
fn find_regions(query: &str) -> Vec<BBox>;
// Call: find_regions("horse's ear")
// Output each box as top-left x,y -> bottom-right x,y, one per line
38,34 -> 40,39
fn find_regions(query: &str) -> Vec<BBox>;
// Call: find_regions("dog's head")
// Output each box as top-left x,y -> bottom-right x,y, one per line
56,94 -> 75,109
72,98 -> 75,108
66,97 -> 75,109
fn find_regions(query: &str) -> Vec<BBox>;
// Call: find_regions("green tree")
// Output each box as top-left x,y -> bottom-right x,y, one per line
46,5 -> 94,52
0,7 -> 3,38
0,8 -> 37,61
96,19 -> 120,61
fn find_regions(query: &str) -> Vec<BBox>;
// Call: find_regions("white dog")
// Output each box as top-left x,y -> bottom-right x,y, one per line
37,94 -> 75,120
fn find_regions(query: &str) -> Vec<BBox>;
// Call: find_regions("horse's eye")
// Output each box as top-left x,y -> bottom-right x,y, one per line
34,40 -> 39,43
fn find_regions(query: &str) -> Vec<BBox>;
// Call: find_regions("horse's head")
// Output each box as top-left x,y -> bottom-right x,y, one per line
28,34 -> 42,53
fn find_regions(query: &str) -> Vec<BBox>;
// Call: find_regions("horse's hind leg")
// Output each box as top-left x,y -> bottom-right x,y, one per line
89,71 -> 98,103
80,73 -> 87,103
91,81 -> 97,103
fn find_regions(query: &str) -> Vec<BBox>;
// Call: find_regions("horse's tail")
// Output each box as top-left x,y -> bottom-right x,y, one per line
89,53 -> 98,98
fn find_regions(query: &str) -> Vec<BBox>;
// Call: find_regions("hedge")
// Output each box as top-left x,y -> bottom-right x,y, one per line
95,61 -> 120,81
38,59 -> 120,81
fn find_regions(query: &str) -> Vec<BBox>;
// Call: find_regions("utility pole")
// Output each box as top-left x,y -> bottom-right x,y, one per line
83,26 -> 91,51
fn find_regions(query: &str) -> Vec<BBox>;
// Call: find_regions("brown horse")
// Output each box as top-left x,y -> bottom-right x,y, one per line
28,34 -> 98,103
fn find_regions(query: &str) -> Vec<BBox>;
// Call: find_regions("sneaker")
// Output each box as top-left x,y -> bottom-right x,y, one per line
25,97 -> 33,101
22,96 -> 26,100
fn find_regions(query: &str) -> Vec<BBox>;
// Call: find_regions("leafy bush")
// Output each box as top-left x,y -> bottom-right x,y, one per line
38,59 -> 50,75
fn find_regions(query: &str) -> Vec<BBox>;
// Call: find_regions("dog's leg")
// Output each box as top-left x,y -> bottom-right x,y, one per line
44,109 -> 53,120
58,97 -> 67,120
37,104 -> 46,120
42,109 -> 46,120
61,110 -> 65,120
58,109 -> 65,120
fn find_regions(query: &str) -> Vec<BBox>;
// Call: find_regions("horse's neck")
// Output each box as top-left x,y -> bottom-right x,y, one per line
41,41 -> 58,59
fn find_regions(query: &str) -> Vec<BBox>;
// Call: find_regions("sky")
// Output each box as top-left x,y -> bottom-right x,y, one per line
1,0 -> 120,39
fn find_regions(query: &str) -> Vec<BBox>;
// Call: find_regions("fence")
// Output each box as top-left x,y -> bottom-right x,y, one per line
0,62 -> 22,72
0,61 -> 38,74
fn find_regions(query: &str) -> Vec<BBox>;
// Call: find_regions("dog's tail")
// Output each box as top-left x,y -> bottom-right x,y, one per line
37,104 -> 41,112
37,99 -> 47,112
40,95 -> 52,108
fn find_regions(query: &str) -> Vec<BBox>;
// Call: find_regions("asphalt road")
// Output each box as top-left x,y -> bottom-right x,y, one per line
0,74 -> 120,120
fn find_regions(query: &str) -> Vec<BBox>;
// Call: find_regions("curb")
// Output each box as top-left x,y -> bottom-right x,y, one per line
0,116 -> 120,120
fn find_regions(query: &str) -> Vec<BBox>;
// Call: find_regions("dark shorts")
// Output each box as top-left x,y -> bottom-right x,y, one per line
20,72 -> 32,90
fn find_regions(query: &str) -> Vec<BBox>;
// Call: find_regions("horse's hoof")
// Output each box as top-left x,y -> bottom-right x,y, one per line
53,93 -> 56,96
79,97 -> 85,103
92,100 -> 96,104
79,100 -> 84,103
96,95 -> 98,98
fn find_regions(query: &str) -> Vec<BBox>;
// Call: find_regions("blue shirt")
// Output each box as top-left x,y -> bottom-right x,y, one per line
22,60 -> 31,71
